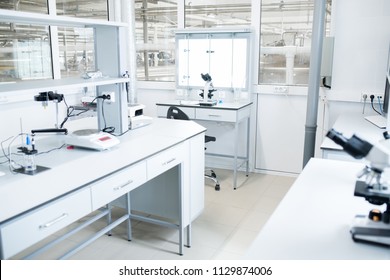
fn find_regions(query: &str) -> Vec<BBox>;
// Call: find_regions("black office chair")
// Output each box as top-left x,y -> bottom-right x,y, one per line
167,106 -> 220,191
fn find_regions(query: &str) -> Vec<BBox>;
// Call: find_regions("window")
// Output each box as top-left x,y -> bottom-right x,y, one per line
184,0 -> 251,28
0,1 -> 109,83
58,27 -> 96,78
0,22 -> 52,82
0,0 -> 48,14
56,0 -> 108,20
135,0 -> 177,82
259,0 -> 332,85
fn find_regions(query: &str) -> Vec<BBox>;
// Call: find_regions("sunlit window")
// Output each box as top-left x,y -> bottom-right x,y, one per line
0,22 -> 52,82
0,0 -> 48,14
57,27 -> 96,78
184,0 -> 251,28
56,0 -> 108,20
259,0 -> 332,85
135,0 -> 177,82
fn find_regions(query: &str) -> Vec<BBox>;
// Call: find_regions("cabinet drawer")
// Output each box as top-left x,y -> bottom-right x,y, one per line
147,142 -> 187,180
90,161 -> 147,211
196,108 -> 236,122
0,188 -> 91,259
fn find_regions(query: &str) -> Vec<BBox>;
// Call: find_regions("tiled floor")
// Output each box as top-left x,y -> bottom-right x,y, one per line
13,169 -> 296,260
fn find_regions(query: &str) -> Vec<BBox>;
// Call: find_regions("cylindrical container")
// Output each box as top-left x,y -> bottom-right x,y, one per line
24,154 -> 36,172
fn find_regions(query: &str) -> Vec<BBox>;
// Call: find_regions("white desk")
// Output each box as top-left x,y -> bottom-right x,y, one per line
244,158 -> 390,259
321,113 -> 387,161
0,118 -> 206,259
156,100 -> 252,189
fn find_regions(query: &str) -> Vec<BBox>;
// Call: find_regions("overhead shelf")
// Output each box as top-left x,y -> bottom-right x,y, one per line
0,9 -> 127,28
0,76 -> 130,96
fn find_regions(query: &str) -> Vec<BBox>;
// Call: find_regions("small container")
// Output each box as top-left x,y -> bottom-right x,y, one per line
24,153 -> 37,172
233,88 -> 241,103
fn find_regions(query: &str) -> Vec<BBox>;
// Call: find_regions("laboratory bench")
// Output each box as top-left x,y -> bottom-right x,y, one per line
156,100 -> 252,189
321,113 -> 387,161
244,157 -> 390,259
0,117 -> 206,259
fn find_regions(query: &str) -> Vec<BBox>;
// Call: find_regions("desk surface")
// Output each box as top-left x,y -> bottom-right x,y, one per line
156,100 -> 252,110
244,158 -> 390,260
321,113 -> 386,151
0,118 -> 205,223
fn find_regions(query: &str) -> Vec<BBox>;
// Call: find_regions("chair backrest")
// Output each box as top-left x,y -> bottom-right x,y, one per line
167,106 -> 190,121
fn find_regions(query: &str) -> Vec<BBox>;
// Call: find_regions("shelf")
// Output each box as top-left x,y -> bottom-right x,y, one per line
0,77 -> 130,96
0,9 -> 127,28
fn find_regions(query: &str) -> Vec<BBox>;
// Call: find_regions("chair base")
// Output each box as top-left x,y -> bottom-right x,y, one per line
205,169 -> 220,191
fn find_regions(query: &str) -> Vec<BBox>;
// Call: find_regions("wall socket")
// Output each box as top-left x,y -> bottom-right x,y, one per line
274,86 -> 289,94
102,91 -> 115,103
361,92 -> 383,103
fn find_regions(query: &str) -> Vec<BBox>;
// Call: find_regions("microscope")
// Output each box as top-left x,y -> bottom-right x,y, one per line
326,128 -> 390,246
199,73 -> 217,106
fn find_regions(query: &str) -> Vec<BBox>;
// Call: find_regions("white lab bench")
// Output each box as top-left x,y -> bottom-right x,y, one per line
244,158 -> 390,259
321,113 -> 387,161
156,100 -> 252,189
0,117 -> 206,259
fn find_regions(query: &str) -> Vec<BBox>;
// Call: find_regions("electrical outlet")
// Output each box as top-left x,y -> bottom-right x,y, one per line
361,92 -> 383,103
274,86 -> 289,94
102,91 -> 115,103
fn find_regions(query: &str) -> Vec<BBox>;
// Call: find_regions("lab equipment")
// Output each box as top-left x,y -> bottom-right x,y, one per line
14,134 -> 50,175
128,104 -> 153,130
326,128 -> 390,246
64,129 -> 120,151
199,73 -> 217,106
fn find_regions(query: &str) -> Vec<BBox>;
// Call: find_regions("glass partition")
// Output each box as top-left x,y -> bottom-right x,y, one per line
135,0 -> 177,82
259,0 -> 332,85
57,27 -> 95,78
56,0 -> 108,20
185,0 -> 251,28
0,0 -> 48,14
0,22 -> 52,82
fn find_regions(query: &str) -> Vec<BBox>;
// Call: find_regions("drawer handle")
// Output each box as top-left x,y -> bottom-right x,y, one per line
39,213 -> 68,229
113,180 -> 134,191
208,114 -> 221,117
163,158 -> 176,165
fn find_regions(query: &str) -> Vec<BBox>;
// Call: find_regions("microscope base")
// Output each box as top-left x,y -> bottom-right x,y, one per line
350,215 -> 390,246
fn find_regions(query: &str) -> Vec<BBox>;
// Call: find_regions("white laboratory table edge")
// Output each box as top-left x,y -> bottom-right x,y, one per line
244,157 -> 390,260
0,117 -> 206,259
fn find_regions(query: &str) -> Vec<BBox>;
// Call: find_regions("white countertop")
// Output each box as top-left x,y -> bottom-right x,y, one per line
0,117 -> 205,223
244,158 -> 390,260
321,113 -> 387,151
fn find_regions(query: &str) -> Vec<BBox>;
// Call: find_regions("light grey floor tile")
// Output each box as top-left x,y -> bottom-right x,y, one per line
12,169 -> 294,260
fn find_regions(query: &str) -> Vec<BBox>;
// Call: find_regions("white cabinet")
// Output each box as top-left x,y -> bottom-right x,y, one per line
176,28 -> 252,91
0,188 -> 91,259
90,161 -> 147,211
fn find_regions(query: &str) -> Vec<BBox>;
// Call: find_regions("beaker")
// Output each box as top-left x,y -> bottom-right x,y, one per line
24,154 -> 37,172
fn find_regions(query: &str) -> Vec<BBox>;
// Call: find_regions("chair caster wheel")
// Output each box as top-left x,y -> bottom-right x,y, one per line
215,184 -> 220,191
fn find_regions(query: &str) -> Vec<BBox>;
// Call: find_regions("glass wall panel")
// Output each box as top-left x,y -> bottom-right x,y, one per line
259,0 -> 332,85
184,0 -> 251,28
0,22 -> 52,82
57,27 -> 95,78
135,0 -> 177,82
56,0 -> 108,20
0,0 -> 48,14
